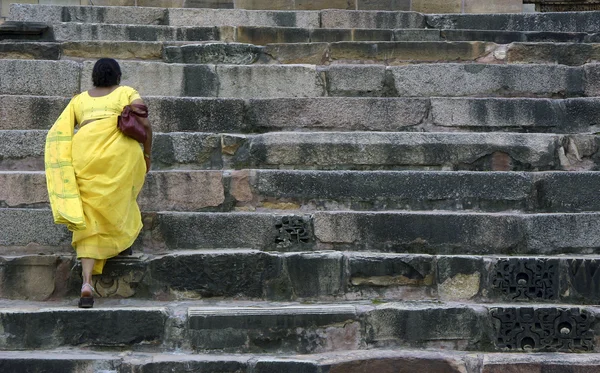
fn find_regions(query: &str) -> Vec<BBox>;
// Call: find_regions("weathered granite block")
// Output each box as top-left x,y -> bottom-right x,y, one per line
412,0 -> 461,13
357,0 -> 410,10
437,256 -> 484,301
388,64 -> 584,98
236,26 -> 310,44
151,133 -> 223,169
217,65 -> 325,98
366,303 -> 492,350
0,60 -> 80,96
0,308 -> 167,349
147,250 -> 282,298
145,97 -> 245,133
325,65 -> 388,96
284,252 -> 346,298
311,28 -> 394,43
188,305 -> 359,352
168,8 -> 319,28
320,9 -> 425,29
9,4 -> 167,24
245,97 -> 428,132
427,12 -> 600,33
562,259 -> 600,304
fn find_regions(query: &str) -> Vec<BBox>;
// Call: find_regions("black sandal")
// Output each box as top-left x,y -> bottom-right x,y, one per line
78,283 -> 95,309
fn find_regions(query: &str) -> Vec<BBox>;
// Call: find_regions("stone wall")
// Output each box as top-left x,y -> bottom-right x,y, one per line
1,0 -> 525,19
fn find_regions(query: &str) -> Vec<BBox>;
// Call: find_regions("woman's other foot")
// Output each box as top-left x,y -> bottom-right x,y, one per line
78,283 -> 94,309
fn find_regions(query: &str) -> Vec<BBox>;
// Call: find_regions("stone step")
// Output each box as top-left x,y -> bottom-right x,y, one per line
12,6 -> 600,34
5,249 -> 600,305
7,22 -> 600,45
3,59 -> 600,98
427,12 -> 600,33
5,170 -> 600,213
3,95 -> 600,134
8,5 -> 427,29
4,41 -> 600,68
4,209 -> 600,256
2,350 -> 600,373
0,299 -> 594,353
2,131 -> 594,171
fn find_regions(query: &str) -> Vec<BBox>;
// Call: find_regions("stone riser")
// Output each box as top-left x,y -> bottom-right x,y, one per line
4,40 -> 600,68
11,6 -> 600,34
8,250 -> 600,306
0,301 -> 594,353
4,170 -> 600,214
2,96 -> 598,134
1,350 -> 600,373
7,23 -> 600,45
5,59 -> 600,99
1,131 -> 592,172
4,209 -> 600,256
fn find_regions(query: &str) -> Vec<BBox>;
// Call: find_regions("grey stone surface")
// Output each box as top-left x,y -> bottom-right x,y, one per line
147,250 -> 282,298
151,212 -> 288,250
328,41 -> 490,65
9,4 -> 168,25
217,64 -> 325,98
348,253 -> 434,297
430,98 -> 571,132
0,209 -> 70,248
0,42 -> 60,60
506,42 -> 600,66
239,132 -> 563,171
437,256 -> 484,301
236,26 -> 310,44
0,353 -> 120,373
0,308 -> 167,349
284,252 -> 346,298
188,304 -> 359,353
246,97 -> 428,132
325,65 -> 388,96
0,130 -> 47,171
365,303 -> 492,350
0,60 -> 80,96
583,64 -> 600,97
440,29 -> 592,44
394,29 -> 441,41
164,43 -> 263,64
145,97 -> 245,132
0,95 -> 69,130
52,23 -> 221,42
151,133 -> 223,169
312,212 -> 600,255
7,96 -> 599,134
320,10 -> 425,29
427,12 -> 600,33
388,64 -> 584,98
168,8 -> 319,28
310,28 -> 394,43
252,170 -> 533,211
313,212 -> 527,255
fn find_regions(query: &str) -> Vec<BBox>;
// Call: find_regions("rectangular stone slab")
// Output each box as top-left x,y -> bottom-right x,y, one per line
187,304 -> 359,352
0,307 -> 168,349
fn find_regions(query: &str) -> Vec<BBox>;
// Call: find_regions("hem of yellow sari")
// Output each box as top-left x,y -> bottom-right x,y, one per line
74,222 -> 143,275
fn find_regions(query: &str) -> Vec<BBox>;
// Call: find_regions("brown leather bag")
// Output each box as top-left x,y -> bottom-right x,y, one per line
118,104 -> 148,143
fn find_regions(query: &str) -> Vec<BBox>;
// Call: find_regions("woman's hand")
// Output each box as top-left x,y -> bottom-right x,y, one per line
145,155 -> 151,174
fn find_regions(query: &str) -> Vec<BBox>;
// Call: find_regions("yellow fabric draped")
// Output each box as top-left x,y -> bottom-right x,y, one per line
44,97 -> 86,231
45,87 -> 146,275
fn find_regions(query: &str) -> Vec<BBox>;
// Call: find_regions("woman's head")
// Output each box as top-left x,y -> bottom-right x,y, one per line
92,58 -> 121,87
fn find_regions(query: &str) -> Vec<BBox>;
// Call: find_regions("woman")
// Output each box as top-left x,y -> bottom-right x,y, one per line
45,58 -> 152,308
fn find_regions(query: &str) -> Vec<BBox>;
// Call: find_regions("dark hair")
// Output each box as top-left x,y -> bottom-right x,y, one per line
92,58 -> 121,87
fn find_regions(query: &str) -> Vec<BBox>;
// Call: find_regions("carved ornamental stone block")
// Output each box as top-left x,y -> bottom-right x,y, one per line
491,307 -> 595,352
275,215 -> 313,248
492,258 -> 558,301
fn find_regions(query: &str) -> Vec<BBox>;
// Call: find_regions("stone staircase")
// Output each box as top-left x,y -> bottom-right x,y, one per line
1,3 -> 600,372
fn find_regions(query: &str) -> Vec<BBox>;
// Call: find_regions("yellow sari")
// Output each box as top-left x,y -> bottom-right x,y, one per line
45,86 -> 146,275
